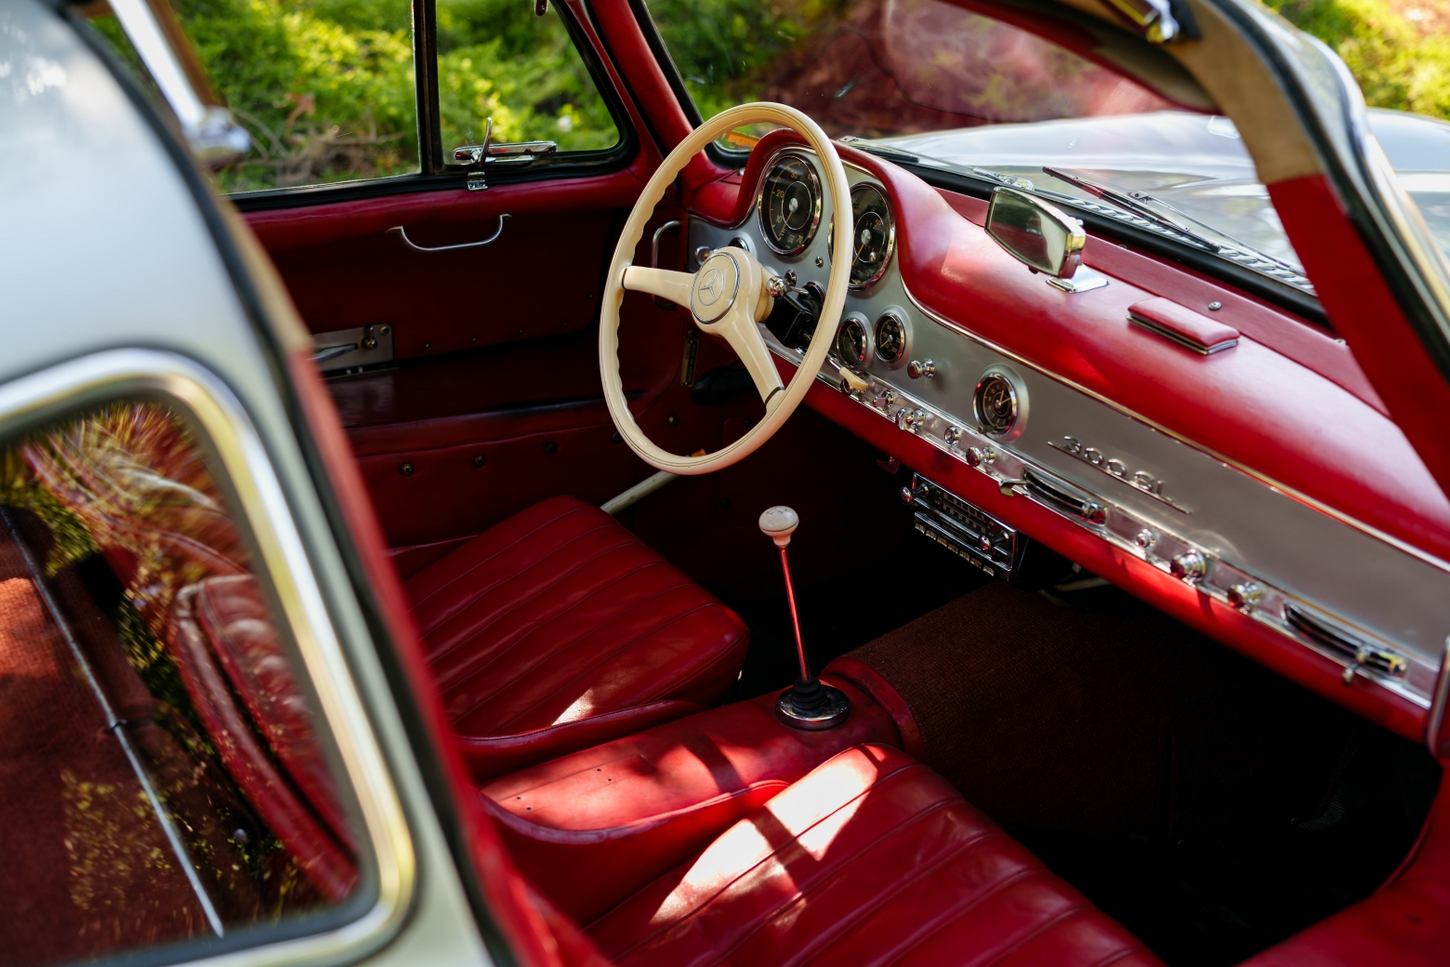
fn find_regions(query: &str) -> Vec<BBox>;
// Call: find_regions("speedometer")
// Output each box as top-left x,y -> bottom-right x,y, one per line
758,155 -> 821,256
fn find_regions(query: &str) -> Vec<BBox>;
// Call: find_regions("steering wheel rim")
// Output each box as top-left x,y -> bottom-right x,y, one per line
600,102 -> 852,475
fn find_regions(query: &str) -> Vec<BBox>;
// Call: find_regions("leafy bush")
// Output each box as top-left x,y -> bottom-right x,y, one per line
138,0 -> 617,192
1266,0 -> 1450,120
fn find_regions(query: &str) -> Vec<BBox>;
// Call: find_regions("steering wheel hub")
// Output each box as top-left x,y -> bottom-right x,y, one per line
691,252 -> 741,323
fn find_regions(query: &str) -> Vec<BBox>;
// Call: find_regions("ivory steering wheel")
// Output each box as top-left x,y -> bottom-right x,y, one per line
600,103 -> 852,474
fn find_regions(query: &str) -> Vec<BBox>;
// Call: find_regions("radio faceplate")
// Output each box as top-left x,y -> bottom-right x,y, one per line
906,474 -> 1024,580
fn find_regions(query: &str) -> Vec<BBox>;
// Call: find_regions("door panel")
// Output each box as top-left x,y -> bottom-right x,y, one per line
244,166 -> 709,555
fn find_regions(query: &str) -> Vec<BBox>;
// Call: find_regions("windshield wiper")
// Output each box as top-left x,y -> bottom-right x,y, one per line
837,137 -> 920,166
1041,166 -> 1221,252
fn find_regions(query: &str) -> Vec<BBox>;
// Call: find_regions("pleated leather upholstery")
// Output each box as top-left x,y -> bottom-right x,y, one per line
588,744 -> 1164,967
406,496 -> 750,740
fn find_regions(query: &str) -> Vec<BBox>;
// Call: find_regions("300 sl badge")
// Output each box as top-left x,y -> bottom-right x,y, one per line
1048,436 -> 1191,514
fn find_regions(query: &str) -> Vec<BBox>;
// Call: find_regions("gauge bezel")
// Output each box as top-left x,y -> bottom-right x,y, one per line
973,365 -> 1028,441
874,309 -> 910,369
834,312 -> 873,369
756,151 -> 823,257
843,183 -> 897,290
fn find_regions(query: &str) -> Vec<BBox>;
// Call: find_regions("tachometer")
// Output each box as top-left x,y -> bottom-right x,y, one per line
758,155 -> 821,256
846,184 -> 895,288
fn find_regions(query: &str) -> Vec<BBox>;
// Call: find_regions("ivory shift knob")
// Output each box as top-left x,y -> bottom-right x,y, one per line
759,505 -> 799,548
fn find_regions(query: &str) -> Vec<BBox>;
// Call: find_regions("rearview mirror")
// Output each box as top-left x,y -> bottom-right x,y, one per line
985,187 -> 1086,280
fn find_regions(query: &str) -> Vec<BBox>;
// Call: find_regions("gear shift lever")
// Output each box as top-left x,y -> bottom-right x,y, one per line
760,506 -> 850,729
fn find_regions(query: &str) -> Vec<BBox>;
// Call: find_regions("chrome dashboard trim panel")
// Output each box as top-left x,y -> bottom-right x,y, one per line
692,150 -> 1450,711
904,284 -> 1450,577
0,350 -> 416,967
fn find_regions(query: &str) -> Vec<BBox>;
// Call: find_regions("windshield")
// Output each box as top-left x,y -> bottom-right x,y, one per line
646,0 -> 1450,300
884,111 -> 1315,292
644,0 -> 1319,291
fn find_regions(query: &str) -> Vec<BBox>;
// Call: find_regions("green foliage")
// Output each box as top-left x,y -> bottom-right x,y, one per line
436,0 -> 619,150
1266,0 -> 1450,120
108,0 -> 620,192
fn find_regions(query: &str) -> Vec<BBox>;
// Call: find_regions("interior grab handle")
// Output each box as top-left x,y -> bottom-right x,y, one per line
389,214 -> 510,253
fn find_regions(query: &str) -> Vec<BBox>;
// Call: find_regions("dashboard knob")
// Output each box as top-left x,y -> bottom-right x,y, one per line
1227,582 -> 1262,612
963,445 -> 995,468
907,359 -> 936,379
896,408 -> 926,433
1170,551 -> 1208,584
943,425 -> 963,446
900,483 -> 930,505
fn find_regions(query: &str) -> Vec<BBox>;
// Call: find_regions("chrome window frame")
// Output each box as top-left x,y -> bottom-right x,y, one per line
0,349 -> 415,967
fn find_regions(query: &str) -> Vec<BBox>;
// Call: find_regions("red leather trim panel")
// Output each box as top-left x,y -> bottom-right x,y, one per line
796,363 -> 1428,742
824,654 -> 927,760
1268,173 -> 1450,511
405,494 -> 749,748
586,744 -> 1165,967
479,678 -> 902,924
687,129 -> 1450,567
588,0 -> 692,151
1244,763 -> 1449,967
456,699 -> 704,784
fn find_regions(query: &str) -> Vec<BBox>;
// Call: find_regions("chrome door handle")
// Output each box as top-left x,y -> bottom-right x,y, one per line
388,215 -> 510,253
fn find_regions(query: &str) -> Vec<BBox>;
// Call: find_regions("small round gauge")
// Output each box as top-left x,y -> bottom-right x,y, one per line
974,373 -> 1019,436
758,155 -> 821,256
875,310 -> 908,365
835,313 -> 872,368
847,184 -> 895,288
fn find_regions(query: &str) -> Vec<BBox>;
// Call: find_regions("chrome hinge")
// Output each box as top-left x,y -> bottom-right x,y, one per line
452,117 -> 558,191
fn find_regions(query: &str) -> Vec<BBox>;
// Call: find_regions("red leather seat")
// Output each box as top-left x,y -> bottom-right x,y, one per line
583,744 -> 1164,967
406,496 -> 751,780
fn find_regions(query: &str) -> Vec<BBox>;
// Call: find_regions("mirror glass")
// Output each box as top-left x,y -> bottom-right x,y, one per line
985,188 -> 1085,278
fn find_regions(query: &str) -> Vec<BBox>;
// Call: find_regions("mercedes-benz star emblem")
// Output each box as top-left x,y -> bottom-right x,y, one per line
698,269 -> 724,305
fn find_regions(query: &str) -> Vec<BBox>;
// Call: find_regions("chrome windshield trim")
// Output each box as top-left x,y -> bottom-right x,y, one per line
0,349 -> 415,967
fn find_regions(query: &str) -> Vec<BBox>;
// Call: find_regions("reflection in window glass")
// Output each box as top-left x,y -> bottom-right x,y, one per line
436,0 -> 621,154
645,0 -> 1173,143
0,402 -> 359,967
90,0 -> 419,192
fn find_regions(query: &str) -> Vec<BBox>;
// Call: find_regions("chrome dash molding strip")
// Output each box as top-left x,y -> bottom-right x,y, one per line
901,284 -> 1450,578
0,350 -> 415,967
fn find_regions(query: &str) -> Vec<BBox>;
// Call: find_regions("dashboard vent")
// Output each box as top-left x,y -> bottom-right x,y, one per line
1024,468 -> 1107,525
1283,604 -> 1408,679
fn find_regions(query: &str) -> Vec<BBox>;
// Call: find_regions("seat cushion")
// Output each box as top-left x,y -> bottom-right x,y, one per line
587,744 -> 1164,967
405,496 -> 750,756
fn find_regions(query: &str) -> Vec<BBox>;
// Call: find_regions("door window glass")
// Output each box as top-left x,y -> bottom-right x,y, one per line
0,400 -> 362,967
436,0 -> 622,155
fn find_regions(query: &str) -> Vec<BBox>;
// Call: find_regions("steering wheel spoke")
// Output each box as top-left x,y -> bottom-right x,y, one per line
622,265 -> 695,306
709,307 -> 786,406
